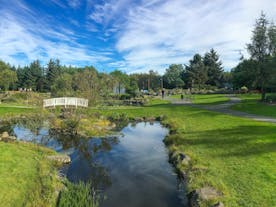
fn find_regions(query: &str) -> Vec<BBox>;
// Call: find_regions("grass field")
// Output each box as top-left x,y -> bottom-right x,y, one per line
0,142 -> 60,207
231,93 -> 276,118
191,94 -> 230,105
168,94 -> 229,105
0,106 -> 36,116
89,103 -> 276,207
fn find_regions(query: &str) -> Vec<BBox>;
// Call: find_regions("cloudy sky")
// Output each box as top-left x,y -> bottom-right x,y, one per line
1,0 -> 276,73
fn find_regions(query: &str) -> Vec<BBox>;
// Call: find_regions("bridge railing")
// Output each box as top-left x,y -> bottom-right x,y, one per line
43,97 -> 89,108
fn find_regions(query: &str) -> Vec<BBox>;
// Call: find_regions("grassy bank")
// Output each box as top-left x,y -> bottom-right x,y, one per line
231,94 -> 276,118
89,103 -> 276,207
0,141 -> 61,207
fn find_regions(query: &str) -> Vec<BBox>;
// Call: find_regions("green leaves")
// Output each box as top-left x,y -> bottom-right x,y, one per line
0,60 -> 17,91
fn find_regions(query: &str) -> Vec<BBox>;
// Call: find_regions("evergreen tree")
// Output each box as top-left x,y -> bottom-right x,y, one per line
46,59 -> 62,90
204,48 -> 223,87
247,12 -> 276,100
186,54 -> 208,90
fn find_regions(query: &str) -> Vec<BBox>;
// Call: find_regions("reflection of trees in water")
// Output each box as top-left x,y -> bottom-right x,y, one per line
48,130 -> 120,193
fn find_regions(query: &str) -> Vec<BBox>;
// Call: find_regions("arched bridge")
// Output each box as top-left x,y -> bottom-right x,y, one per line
43,97 -> 89,108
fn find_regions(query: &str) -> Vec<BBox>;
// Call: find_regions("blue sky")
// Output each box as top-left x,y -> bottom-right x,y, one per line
1,0 -> 276,73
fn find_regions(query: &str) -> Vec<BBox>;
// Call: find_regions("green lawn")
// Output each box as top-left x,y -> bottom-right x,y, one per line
89,103 -> 276,207
145,98 -> 171,106
231,93 -> 276,118
0,106 -> 36,116
0,142 -> 60,207
167,94 -> 229,105
191,94 -> 230,105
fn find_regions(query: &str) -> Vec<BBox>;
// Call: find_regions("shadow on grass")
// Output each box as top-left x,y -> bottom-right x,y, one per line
172,125 -> 276,157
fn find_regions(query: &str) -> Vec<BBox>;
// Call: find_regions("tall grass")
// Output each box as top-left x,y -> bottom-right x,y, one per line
57,181 -> 99,207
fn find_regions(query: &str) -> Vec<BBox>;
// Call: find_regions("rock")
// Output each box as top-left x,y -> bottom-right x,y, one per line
47,155 -> 71,164
169,151 -> 191,166
1,131 -> 9,138
197,187 -> 221,200
188,187 -> 222,207
178,169 -> 187,180
179,153 -> 191,165
169,151 -> 179,164
213,201 -> 224,207
134,117 -> 144,122
8,136 -> 17,140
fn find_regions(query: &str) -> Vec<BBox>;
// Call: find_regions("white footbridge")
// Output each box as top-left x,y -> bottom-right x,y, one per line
43,97 -> 88,108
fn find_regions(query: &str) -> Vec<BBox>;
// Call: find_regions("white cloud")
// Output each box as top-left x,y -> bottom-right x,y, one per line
116,0 -> 276,73
89,0 -> 132,26
67,0 -> 81,9
0,12 -> 111,67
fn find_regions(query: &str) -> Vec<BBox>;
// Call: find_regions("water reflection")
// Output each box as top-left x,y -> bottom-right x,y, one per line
8,121 -> 187,207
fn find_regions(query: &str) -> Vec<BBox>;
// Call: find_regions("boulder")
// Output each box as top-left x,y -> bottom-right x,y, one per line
8,136 -> 17,140
1,131 -> 9,138
179,153 -> 191,165
47,155 -> 71,164
134,117 -> 144,122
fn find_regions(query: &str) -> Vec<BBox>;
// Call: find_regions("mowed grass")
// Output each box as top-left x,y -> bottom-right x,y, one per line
89,103 -> 276,207
191,94 -> 230,105
0,106 -> 36,116
0,142 -> 60,207
232,93 -> 276,118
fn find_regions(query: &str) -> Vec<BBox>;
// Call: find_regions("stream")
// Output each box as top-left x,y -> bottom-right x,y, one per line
10,121 -> 187,207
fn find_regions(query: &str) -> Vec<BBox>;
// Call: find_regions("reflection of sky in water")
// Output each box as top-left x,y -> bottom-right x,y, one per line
11,122 -> 187,207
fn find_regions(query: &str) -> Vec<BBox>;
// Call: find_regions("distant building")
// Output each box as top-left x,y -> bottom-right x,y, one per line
113,83 -> 126,94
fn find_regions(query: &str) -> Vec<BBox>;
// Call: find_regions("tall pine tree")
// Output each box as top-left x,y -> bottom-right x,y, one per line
247,12 -> 276,100
204,48 -> 223,87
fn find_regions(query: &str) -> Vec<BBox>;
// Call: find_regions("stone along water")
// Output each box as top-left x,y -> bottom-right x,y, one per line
12,122 -> 187,207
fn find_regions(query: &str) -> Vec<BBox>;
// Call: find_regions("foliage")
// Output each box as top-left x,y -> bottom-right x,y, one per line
0,60 -> 18,91
240,86 -> 248,93
130,70 -> 161,91
231,59 -> 258,89
163,64 -> 185,89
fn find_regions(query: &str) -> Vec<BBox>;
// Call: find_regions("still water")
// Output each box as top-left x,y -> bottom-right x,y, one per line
12,122 -> 187,207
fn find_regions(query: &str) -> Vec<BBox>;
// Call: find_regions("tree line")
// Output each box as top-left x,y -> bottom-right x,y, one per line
0,49 -> 225,96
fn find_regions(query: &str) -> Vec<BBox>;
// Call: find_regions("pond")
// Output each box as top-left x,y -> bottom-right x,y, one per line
11,121 -> 187,207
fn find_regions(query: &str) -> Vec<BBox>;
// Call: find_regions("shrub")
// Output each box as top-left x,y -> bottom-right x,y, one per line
265,94 -> 276,103
240,86 -> 248,93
